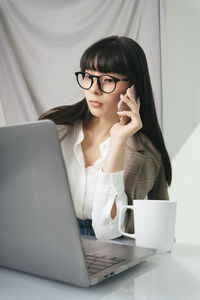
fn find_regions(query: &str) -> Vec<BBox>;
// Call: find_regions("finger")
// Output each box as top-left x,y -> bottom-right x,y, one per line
117,110 -> 138,121
117,109 -> 141,117
125,92 -> 141,111
120,94 -> 138,113
127,87 -> 141,110
136,98 -> 140,110
127,86 -> 137,101
117,111 -> 143,129
117,111 -> 134,116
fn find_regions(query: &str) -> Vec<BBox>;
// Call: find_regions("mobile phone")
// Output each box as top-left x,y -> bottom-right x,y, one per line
117,85 -> 137,125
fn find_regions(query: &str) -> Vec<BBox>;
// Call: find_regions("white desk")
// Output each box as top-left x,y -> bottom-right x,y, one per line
0,243 -> 200,300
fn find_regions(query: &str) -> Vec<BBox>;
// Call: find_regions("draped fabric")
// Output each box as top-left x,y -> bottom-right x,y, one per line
0,0 -> 167,126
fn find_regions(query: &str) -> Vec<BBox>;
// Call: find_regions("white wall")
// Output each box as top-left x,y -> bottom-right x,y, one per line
0,100 -> 5,126
163,0 -> 200,244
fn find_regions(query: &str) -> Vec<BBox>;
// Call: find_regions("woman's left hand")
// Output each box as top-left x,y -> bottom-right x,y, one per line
110,86 -> 143,143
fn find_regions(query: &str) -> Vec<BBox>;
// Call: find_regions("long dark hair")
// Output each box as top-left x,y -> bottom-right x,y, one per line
39,36 -> 172,185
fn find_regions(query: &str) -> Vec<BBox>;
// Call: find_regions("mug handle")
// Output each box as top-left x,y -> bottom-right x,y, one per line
118,205 -> 136,239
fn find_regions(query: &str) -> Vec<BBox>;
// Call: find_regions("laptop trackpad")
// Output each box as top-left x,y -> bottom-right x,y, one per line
81,236 -> 115,252
81,236 -> 135,254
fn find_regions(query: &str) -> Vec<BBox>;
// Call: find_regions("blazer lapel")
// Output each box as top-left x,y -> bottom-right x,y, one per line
56,124 -> 73,141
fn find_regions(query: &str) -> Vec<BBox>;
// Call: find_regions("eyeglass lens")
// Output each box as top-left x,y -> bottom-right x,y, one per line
77,72 -> 116,93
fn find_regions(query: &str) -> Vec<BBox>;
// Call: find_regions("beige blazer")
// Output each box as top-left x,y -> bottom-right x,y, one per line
56,123 -> 169,234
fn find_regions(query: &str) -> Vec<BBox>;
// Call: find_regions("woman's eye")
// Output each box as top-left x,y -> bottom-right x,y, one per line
103,77 -> 114,83
84,74 -> 91,79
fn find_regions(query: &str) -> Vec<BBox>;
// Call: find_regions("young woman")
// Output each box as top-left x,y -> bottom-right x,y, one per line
39,36 -> 172,240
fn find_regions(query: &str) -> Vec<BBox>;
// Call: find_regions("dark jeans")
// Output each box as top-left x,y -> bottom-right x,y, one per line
77,218 -> 123,239
77,218 -> 95,236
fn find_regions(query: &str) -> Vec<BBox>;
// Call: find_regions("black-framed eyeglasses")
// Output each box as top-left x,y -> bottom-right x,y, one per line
75,71 -> 130,94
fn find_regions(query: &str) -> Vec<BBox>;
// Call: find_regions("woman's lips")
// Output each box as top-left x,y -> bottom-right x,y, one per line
89,101 -> 103,107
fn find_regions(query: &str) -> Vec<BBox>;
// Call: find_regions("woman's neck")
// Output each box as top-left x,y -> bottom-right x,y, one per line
83,116 -> 118,142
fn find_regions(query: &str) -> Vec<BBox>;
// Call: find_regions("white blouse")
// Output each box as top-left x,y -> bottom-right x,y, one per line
61,120 -> 128,240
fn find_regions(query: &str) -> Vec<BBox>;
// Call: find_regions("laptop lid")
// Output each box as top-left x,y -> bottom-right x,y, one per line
0,120 -> 90,287
0,120 -> 156,287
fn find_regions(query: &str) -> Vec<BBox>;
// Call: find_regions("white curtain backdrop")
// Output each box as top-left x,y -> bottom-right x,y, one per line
0,0 -> 167,125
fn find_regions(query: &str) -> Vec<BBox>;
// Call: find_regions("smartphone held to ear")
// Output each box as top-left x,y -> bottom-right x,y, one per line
117,85 -> 137,125
117,100 -> 131,125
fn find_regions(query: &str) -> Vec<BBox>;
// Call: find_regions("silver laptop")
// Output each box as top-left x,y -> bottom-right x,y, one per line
0,120 -> 155,287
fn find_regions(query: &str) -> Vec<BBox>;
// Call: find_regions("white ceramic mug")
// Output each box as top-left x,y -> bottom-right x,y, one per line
118,200 -> 177,252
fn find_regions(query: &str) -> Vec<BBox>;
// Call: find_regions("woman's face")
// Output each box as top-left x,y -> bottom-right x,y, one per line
83,69 -> 130,120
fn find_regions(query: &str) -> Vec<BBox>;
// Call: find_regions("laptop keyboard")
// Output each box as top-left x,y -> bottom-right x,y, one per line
85,253 -> 126,275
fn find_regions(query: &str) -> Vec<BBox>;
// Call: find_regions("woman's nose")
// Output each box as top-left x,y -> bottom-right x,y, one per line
90,78 -> 101,94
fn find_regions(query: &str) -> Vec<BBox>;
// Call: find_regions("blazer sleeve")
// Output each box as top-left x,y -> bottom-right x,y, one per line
147,161 -> 169,200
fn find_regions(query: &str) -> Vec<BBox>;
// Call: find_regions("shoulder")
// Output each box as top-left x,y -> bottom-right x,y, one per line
56,120 -> 82,142
125,132 -> 162,179
139,132 -> 161,162
38,108 -> 82,142
56,124 -> 73,141
127,131 -> 161,161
